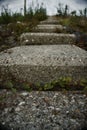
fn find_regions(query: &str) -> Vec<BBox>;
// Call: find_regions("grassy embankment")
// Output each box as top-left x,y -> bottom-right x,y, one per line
0,3 -> 47,51
55,3 -> 87,33
55,3 -> 87,50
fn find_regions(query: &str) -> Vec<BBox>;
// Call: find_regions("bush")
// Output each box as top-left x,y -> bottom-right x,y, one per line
0,7 -> 12,24
12,12 -> 24,22
34,3 -> 47,21
56,3 -> 69,17
67,16 -> 87,32
0,3 -> 47,24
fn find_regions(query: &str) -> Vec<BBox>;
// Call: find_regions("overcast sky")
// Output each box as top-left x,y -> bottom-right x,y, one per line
0,0 -> 87,15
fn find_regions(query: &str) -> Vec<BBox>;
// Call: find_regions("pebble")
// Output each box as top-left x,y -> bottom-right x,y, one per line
0,91 -> 87,130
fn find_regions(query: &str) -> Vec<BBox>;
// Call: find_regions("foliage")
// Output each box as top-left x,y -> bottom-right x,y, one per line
1,77 -> 87,92
71,10 -> 77,16
80,79 -> 87,87
58,16 -> 87,33
0,7 -> 12,24
79,8 -> 87,17
34,3 -> 47,21
57,77 -> 72,88
35,83 -> 43,91
56,3 -> 69,17
4,80 -> 13,88
12,12 -> 24,22
4,80 -> 16,93
0,3 -> 47,24
22,83 -> 32,92
44,83 -> 54,90
56,3 -> 87,33
56,2 -> 87,18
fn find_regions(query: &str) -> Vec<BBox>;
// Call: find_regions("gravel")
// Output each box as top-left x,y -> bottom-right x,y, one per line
0,90 -> 87,130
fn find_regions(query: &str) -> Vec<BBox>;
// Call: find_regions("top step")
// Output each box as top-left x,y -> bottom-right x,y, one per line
40,16 -> 59,24
40,20 -> 59,25
33,24 -> 64,33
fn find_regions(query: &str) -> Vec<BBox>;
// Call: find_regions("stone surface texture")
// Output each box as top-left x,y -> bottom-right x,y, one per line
0,90 -> 87,130
0,16 -> 87,130
33,24 -> 64,33
20,33 -> 76,45
0,45 -> 87,83
40,16 -> 60,24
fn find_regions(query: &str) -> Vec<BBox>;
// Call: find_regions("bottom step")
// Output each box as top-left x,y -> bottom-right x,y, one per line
0,45 -> 87,84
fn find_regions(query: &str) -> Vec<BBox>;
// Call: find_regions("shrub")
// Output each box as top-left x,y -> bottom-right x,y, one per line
56,3 -> 69,17
79,8 -> 87,17
0,6 -> 12,24
3,80 -> 16,93
34,3 -> 47,21
0,3 -> 47,24
22,83 -> 32,92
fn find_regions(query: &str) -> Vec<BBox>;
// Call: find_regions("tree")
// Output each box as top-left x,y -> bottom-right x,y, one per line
64,5 -> 69,16
24,0 -> 26,16
84,8 -> 87,17
79,10 -> 83,16
57,3 -> 63,16
71,10 -> 77,16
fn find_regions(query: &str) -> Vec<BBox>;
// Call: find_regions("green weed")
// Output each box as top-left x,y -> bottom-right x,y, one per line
44,83 -> 54,90
4,80 -> 16,93
22,83 -> 32,92
1,77 -> 87,91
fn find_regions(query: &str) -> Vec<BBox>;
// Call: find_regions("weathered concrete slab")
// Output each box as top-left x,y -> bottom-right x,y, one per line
33,24 -> 64,33
40,20 -> 59,24
0,45 -> 87,84
40,16 -> 59,24
20,33 -> 76,45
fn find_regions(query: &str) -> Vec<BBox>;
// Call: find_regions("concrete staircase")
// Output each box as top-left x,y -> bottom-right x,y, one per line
0,16 -> 87,84
0,16 -> 87,130
20,17 -> 76,45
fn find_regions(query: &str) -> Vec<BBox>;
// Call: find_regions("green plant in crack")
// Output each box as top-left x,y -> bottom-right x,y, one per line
57,77 -> 72,88
43,83 -> 54,90
80,79 -> 87,87
0,95 -> 6,101
35,83 -> 43,91
84,86 -> 87,95
80,79 -> 87,92
4,80 -> 13,88
38,77 -> 73,91
22,83 -> 32,92
4,80 -> 16,93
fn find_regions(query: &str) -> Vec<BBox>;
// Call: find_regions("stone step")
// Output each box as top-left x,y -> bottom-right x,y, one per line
33,24 -> 64,33
0,45 -> 87,84
40,20 -> 59,24
40,16 -> 59,24
20,33 -> 76,45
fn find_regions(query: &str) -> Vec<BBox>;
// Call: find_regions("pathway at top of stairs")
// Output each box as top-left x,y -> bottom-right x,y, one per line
33,16 -> 67,33
40,16 -> 60,24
